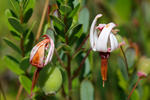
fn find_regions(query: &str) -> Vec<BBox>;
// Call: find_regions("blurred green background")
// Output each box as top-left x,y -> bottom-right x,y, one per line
1,0 -> 150,100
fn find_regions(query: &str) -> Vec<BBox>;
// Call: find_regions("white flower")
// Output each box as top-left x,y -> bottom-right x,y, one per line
90,14 -> 120,52
30,35 -> 54,68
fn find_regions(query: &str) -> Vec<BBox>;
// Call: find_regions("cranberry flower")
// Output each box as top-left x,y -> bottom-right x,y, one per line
30,34 -> 54,68
29,34 -> 54,97
90,14 -> 124,87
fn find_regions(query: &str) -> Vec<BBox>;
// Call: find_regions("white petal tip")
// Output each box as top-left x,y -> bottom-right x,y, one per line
96,14 -> 102,18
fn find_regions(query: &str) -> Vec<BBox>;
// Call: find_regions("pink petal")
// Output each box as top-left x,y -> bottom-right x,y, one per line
44,36 -> 55,66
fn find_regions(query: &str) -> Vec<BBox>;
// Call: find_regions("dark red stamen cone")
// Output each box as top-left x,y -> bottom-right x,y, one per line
101,58 -> 108,87
99,52 -> 110,87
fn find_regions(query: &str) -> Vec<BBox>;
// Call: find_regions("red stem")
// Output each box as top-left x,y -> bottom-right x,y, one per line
127,77 -> 141,100
72,34 -> 89,58
30,68 -> 41,98
72,48 -> 92,80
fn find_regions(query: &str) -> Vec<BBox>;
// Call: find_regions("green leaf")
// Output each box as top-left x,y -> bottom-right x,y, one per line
23,8 -> 33,23
24,31 -> 34,53
125,48 -> 136,69
67,0 -> 74,8
50,15 -> 65,27
10,9 -> 18,18
8,17 -> 23,33
4,56 -> 24,75
130,89 -> 140,100
74,24 -> 83,38
5,9 -> 18,18
116,69 -> 127,91
5,9 -> 17,18
6,55 -> 19,64
69,24 -> 82,37
19,75 -> 34,94
10,31 -> 21,39
46,29 -> 55,42
60,5 -> 72,15
63,44 -> 72,52
20,57 -> 30,71
117,56 -> 128,80
50,15 -> 65,36
5,9 -> 12,18
56,0 -> 64,8
3,38 -> 21,54
69,24 -> 83,45
24,21 -> 36,45
83,56 -> 90,77
69,4 -> 80,18
58,35 -> 66,42
80,80 -> 94,100
9,0 -> 20,15
78,7 -> 89,33
24,0 -> 35,13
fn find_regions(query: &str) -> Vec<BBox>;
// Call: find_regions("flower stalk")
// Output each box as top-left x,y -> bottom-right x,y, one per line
30,68 -> 41,97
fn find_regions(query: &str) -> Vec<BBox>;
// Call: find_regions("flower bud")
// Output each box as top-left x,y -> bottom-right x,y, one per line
137,57 -> 150,78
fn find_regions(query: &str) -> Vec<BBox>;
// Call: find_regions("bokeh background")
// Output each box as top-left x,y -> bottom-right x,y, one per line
1,0 -> 150,100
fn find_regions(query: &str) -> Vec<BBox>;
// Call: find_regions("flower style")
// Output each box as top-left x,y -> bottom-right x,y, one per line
90,14 -> 124,87
29,34 -> 54,97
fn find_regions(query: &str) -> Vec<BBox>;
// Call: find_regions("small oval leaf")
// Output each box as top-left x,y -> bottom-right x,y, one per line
23,8 -> 33,23
19,75 -> 37,94
60,5 -> 72,15
78,7 -> 89,33
80,80 -> 94,100
3,37 -> 21,54
8,17 -> 23,33
69,4 -> 80,18
4,56 -> 24,75
20,57 -> 30,71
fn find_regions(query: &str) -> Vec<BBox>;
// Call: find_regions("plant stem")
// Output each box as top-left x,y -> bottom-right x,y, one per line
67,54 -> 72,100
16,85 -> 23,100
30,68 -> 41,98
54,49 -> 66,69
127,78 -> 141,100
72,34 -> 89,58
72,48 -> 92,80
16,3 -> 25,100
35,0 -> 49,42
120,46 -> 129,75
61,85 -> 66,98
63,13 -> 72,100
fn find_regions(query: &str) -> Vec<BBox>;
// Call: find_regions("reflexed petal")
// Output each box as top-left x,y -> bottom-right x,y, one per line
90,14 -> 102,51
44,36 -> 55,66
96,22 -> 116,52
30,39 -> 49,62
31,45 -> 45,68
96,24 -> 106,30
110,33 -> 118,52
30,42 -> 44,62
